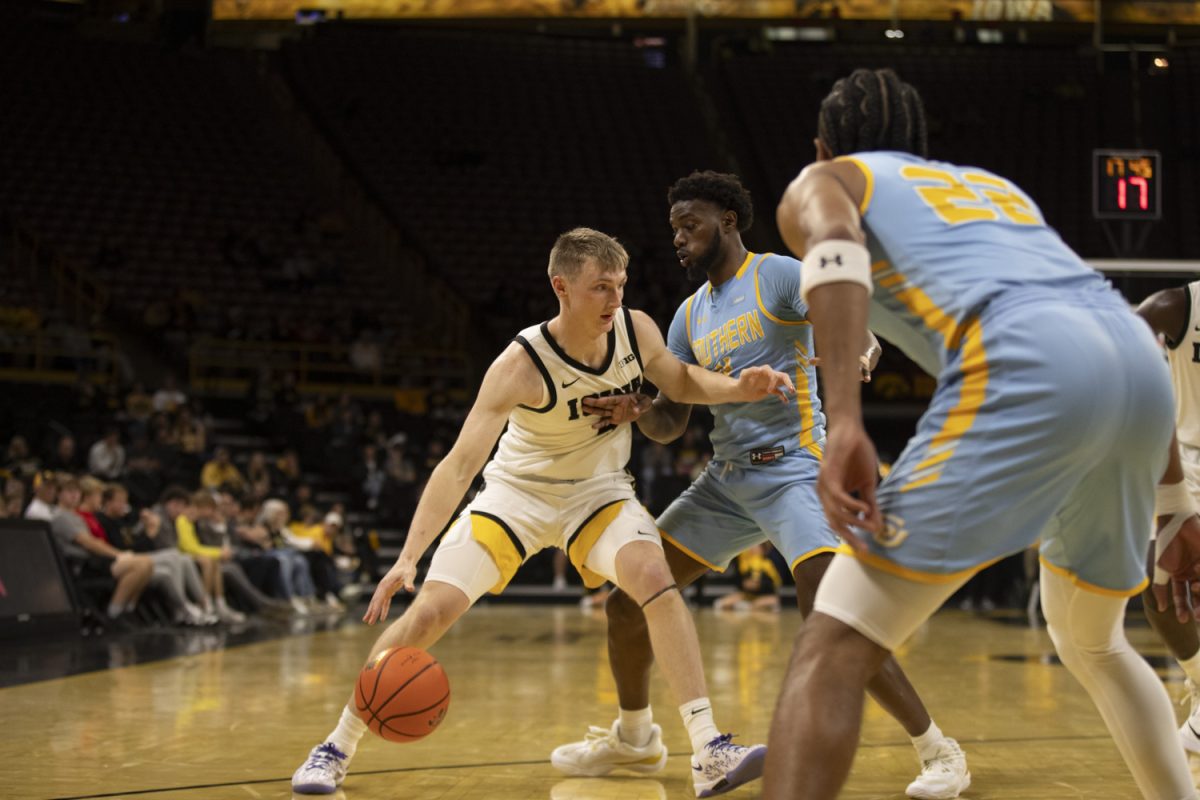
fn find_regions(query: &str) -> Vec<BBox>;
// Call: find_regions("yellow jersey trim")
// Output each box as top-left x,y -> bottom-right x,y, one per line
837,156 -> 875,215
755,254 -> 810,327
1039,557 -> 1149,598
567,500 -> 626,589
789,546 -> 839,574
660,529 -> 723,572
792,340 -> 822,458
734,250 -> 755,280
837,543 -> 1005,585
469,512 -> 525,594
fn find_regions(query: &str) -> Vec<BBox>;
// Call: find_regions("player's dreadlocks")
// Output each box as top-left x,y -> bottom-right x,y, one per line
667,171 -> 754,232
817,68 -> 928,158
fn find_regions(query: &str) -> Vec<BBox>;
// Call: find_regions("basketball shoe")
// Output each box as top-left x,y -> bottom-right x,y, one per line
551,721 -> 667,776
905,737 -> 970,799
292,742 -> 349,794
690,733 -> 767,797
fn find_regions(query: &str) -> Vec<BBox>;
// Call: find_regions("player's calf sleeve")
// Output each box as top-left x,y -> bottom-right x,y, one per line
1041,567 -> 1194,799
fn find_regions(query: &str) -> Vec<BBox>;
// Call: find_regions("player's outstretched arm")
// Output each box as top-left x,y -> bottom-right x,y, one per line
363,344 -> 542,624
630,309 -> 794,405
581,391 -> 693,442
778,161 -> 882,541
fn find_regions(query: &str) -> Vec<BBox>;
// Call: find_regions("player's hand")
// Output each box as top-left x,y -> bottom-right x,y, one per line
582,392 -> 653,429
363,556 -> 419,625
1154,514 -> 1200,622
737,365 -> 794,403
807,356 -> 872,383
817,422 -> 883,550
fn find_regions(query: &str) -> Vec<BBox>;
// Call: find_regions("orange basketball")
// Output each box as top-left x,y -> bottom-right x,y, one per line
354,647 -> 450,742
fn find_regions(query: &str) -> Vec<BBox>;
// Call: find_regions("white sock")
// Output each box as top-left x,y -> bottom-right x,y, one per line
327,706 -> 367,760
679,697 -> 721,753
618,706 -> 654,747
1179,650 -> 1200,686
912,720 -> 945,762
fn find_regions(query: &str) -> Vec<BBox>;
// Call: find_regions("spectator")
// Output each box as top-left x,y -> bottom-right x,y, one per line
201,446 -> 246,492
52,475 -> 154,625
173,490 -> 245,624
153,375 -> 187,414
124,382 -> 155,428
88,426 -> 126,480
97,482 -> 213,627
4,435 -> 40,481
245,451 -> 272,501
244,498 -> 320,615
46,433 -> 82,473
24,470 -> 58,521
285,508 -> 345,612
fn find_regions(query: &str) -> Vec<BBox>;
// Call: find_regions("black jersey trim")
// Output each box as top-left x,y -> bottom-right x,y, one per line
514,335 -> 556,413
471,511 -> 527,559
540,321 -> 616,376
566,499 -> 625,552
1169,287 -> 1192,351
622,307 -> 643,372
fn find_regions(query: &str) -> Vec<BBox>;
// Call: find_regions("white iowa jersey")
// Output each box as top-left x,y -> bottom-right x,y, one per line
490,308 -> 646,481
1168,281 -> 1200,449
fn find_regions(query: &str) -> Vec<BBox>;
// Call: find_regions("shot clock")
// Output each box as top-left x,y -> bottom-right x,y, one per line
1093,149 -> 1161,220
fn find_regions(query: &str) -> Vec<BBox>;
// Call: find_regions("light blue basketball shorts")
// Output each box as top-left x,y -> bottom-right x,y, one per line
657,448 -> 839,574
860,292 -> 1174,596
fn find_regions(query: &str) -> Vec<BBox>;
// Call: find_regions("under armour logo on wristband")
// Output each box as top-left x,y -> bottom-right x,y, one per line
819,255 -> 843,268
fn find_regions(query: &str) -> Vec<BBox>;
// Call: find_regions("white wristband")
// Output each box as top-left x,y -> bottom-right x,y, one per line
801,240 -> 873,305
1156,480 -> 1197,517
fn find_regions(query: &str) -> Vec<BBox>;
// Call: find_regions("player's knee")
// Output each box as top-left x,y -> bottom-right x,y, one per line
604,588 -> 643,629
623,559 -> 675,605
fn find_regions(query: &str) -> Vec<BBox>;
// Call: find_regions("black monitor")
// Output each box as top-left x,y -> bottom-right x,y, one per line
0,519 -> 80,637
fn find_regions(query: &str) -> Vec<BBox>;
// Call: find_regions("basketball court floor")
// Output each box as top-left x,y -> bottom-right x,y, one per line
1,604 -> 1188,800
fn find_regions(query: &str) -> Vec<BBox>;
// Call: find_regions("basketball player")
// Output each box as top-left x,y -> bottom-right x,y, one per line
1137,283 -> 1200,783
760,67 -> 1197,799
292,228 -> 792,797
552,171 -> 969,800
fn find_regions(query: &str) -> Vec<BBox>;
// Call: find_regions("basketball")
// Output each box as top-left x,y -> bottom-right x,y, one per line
354,647 -> 450,742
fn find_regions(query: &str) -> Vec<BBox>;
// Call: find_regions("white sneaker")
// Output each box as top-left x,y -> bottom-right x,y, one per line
906,738 -> 970,799
690,733 -> 767,798
550,721 -> 667,776
1179,679 -> 1200,755
290,596 -> 312,616
292,742 -> 349,794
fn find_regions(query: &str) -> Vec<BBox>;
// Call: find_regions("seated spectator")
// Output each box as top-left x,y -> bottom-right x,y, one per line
24,470 -> 58,521
713,543 -> 783,613
88,426 -> 126,481
97,482 -> 213,627
201,447 -> 245,492
51,475 -> 154,626
124,382 -> 155,430
172,490 -> 245,624
152,375 -> 187,414
245,451 -> 272,501
4,435 -> 40,482
46,433 -> 82,474
3,478 -> 26,518
285,508 -> 346,611
249,498 -> 324,615
206,490 -> 294,617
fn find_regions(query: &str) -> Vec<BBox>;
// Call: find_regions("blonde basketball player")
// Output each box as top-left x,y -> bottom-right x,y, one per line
292,227 -> 794,797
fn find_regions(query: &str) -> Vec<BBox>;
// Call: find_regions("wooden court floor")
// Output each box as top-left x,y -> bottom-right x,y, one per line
1,605 -> 1191,800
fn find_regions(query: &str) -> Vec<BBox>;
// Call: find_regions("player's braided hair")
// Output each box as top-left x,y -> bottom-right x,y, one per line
817,68 -> 928,158
667,171 -> 754,232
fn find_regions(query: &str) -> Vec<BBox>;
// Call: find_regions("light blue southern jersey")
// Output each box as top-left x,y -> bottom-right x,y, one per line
667,251 -> 825,463
845,151 -> 1118,374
